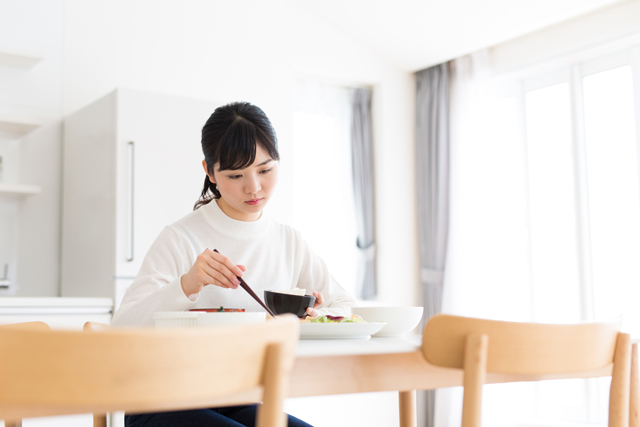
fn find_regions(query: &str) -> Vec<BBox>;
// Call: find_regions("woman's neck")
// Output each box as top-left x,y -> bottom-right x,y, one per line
215,198 -> 263,222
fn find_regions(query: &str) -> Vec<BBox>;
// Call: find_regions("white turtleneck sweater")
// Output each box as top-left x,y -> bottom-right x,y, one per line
112,200 -> 356,327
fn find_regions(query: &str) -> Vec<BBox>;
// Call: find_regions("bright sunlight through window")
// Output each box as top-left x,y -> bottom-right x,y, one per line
292,82 -> 358,297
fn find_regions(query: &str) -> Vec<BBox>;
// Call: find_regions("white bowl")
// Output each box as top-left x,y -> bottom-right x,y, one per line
153,312 -> 199,328
153,311 -> 266,328
351,306 -> 424,337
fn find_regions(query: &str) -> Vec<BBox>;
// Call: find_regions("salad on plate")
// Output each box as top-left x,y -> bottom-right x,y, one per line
302,314 -> 365,323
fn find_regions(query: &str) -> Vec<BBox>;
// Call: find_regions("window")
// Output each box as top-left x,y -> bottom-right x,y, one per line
444,47 -> 640,427
505,50 -> 640,425
292,80 -> 358,296
583,65 -> 640,337
525,81 -> 582,324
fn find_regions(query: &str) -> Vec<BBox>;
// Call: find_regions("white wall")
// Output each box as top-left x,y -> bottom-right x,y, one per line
61,0 -> 419,307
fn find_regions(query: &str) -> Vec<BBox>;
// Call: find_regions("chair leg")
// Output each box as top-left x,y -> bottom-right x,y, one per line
257,343 -> 288,427
631,343 -> 639,427
93,414 -> 108,427
610,333 -> 631,427
399,390 -> 417,427
461,334 -> 488,427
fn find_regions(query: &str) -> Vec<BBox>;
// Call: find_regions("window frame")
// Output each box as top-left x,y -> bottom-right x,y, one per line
492,42 -> 640,425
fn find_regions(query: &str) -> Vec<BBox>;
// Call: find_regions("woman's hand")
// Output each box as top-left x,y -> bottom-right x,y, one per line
180,249 -> 246,297
305,291 -> 324,318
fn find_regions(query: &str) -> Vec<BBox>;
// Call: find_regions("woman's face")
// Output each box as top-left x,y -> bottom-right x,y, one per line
204,144 -> 279,221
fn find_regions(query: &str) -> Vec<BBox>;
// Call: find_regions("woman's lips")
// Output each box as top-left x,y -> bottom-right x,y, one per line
245,198 -> 263,206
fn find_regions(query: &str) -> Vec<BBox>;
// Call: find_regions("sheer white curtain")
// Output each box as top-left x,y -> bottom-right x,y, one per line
439,42 -> 640,427
436,51 -> 535,427
443,51 -> 532,321
292,80 -> 358,296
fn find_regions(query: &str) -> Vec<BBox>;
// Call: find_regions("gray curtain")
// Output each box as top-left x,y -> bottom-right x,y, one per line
351,88 -> 376,300
415,63 -> 450,427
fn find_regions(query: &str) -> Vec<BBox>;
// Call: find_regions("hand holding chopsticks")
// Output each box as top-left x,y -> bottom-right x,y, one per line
213,249 -> 276,317
180,248 -> 275,317
180,248 -> 246,296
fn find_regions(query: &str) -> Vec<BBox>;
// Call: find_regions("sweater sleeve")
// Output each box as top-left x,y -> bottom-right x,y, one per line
293,229 -> 357,317
111,226 -> 198,327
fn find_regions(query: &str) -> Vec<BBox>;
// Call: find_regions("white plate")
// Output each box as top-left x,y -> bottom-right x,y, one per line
153,311 -> 266,328
299,322 -> 386,340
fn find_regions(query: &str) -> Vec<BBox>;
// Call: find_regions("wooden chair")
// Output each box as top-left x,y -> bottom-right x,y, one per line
421,314 -> 631,427
0,322 -> 51,427
83,321 -> 110,332
632,340 -> 639,427
0,321 -> 50,331
0,315 -> 299,427
82,321 -> 112,427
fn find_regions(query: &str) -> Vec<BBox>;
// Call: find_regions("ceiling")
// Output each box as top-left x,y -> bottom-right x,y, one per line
295,0 -> 627,71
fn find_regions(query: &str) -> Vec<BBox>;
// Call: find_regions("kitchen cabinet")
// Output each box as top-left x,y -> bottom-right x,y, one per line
0,116 -> 43,139
0,48 -> 47,140
0,183 -> 41,198
0,48 -> 43,69
0,185 -> 41,293
0,112 -> 44,295
61,89 -> 220,304
0,36 -> 60,296
0,297 -> 112,329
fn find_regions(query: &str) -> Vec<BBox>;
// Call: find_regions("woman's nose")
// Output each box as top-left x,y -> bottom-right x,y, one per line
245,176 -> 261,194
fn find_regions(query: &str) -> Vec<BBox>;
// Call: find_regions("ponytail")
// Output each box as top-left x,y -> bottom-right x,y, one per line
193,174 -> 220,210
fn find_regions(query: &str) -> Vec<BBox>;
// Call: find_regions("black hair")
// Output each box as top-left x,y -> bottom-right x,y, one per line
194,102 -> 279,210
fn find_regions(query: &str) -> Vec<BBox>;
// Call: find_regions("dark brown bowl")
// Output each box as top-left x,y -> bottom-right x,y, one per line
264,290 -> 316,318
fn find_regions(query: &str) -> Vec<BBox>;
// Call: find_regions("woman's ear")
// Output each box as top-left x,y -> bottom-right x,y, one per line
202,160 -> 215,184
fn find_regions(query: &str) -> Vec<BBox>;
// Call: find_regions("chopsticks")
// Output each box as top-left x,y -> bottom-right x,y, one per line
213,249 -> 275,317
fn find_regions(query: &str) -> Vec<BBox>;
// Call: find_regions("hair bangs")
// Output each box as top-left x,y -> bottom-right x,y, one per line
215,118 -> 258,171
256,128 -> 280,162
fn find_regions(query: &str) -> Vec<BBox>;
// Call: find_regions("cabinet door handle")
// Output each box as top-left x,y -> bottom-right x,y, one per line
0,264 -> 9,289
126,141 -> 134,262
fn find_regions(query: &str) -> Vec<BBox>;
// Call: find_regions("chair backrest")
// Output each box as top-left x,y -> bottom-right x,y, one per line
83,321 -> 110,332
0,321 -> 50,331
0,315 -> 299,427
0,322 -> 52,427
422,314 -> 630,427
631,341 -> 639,427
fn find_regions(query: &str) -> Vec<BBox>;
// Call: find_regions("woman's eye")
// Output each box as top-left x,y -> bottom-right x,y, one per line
260,168 -> 272,174
228,175 -> 242,180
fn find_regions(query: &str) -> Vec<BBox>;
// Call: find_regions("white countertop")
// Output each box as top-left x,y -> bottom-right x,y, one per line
0,297 -> 113,314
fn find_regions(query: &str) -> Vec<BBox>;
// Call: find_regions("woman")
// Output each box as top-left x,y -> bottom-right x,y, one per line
113,101 -> 356,426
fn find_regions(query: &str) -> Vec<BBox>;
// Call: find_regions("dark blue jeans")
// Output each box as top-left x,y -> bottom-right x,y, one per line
125,404 -> 313,427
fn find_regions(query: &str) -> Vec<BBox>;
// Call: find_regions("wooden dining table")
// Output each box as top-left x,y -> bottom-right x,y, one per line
280,335 -> 634,427
101,329 -> 637,427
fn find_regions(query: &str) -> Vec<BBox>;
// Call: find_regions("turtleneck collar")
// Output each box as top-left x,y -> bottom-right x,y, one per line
201,199 -> 270,239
